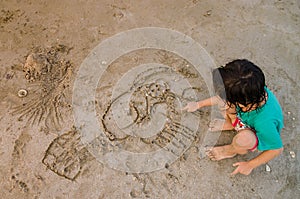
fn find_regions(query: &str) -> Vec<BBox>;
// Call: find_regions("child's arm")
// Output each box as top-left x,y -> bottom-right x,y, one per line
182,96 -> 224,112
231,148 -> 283,176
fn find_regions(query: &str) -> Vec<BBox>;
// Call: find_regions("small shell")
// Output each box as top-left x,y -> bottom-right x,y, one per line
17,89 -> 28,98
289,151 -> 296,158
292,117 -> 296,121
265,164 -> 271,172
287,111 -> 291,115
101,61 -> 107,65
204,10 -> 212,17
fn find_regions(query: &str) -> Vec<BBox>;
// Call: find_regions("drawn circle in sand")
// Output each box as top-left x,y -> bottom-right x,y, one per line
73,27 -> 224,173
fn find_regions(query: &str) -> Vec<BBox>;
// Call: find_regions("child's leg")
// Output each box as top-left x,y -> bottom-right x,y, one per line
209,104 -> 236,131
206,129 -> 258,161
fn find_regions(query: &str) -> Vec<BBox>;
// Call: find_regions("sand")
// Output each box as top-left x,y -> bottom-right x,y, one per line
0,0 -> 299,198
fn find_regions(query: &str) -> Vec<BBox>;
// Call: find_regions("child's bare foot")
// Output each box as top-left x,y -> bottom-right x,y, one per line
206,145 -> 237,161
208,119 -> 234,131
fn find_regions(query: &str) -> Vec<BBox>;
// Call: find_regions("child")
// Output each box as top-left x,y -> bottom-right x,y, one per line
183,59 -> 284,176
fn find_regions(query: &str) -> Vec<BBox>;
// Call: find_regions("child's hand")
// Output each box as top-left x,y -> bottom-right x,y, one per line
231,162 -> 254,176
182,101 -> 201,112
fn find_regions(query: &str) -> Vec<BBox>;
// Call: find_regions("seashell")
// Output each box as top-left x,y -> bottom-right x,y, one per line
289,151 -> 296,158
265,164 -> 271,172
17,89 -> 28,98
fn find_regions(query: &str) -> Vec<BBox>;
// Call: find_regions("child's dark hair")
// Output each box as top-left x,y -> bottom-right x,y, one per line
212,59 -> 266,111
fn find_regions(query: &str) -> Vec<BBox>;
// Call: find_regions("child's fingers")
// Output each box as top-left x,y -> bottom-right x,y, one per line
231,162 -> 241,176
181,105 -> 189,111
232,162 -> 240,167
231,167 -> 240,176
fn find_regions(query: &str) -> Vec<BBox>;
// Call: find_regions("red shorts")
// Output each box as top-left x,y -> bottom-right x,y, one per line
232,117 -> 258,151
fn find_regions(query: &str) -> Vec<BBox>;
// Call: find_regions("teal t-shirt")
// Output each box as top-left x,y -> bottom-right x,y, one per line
237,87 -> 284,151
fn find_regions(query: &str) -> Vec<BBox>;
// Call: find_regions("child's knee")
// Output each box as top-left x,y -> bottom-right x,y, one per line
234,129 -> 257,148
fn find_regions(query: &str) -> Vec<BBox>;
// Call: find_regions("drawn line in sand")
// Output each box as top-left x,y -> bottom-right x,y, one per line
42,129 -> 94,181
101,75 -> 199,157
73,27 -> 224,173
12,45 -> 73,130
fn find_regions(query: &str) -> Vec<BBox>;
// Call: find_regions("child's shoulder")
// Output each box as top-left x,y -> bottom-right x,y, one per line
255,87 -> 284,126
264,87 -> 282,114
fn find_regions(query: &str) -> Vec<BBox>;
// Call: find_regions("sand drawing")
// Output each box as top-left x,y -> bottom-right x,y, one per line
42,49 -> 205,179
42,129 -> 94,181
12,44 -> 73,129
97,49 -> 204,158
